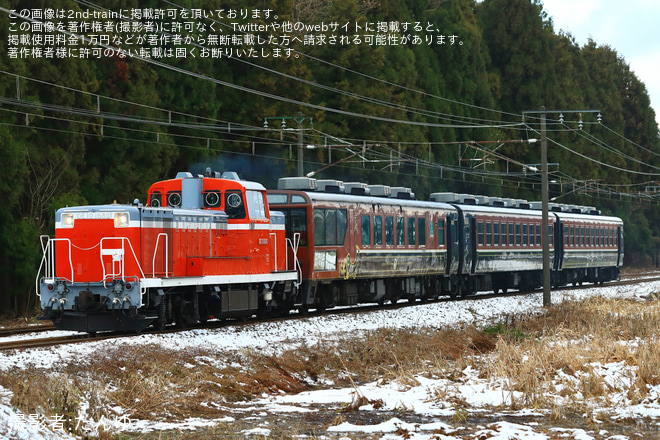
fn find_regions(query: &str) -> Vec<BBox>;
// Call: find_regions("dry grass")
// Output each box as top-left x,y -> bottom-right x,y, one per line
469,295 -> 660,417
2,294 -> 660,438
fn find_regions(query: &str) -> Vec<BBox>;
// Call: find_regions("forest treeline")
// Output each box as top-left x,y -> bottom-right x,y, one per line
1,0 -> 659,315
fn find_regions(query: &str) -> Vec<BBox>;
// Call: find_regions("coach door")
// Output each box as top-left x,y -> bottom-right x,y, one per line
554,217 -> 564,271
617,225 -> 624,266
468,216 -> 477,274
446,213 -> 460,275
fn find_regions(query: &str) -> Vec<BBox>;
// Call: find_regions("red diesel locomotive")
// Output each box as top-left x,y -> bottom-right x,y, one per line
37,170 -> 299,332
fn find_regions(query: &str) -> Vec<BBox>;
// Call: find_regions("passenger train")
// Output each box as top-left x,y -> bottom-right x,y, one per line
36,170 -> 623,332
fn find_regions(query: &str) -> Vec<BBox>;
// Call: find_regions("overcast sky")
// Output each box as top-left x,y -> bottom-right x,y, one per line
540,0 -> 660,127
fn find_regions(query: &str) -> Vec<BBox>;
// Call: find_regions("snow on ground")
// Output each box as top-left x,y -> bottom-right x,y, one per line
1,277 -> 660,439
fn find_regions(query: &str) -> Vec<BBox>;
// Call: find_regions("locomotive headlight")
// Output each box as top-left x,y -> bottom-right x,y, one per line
114,212 -> 129,227
61,213 -> 74,228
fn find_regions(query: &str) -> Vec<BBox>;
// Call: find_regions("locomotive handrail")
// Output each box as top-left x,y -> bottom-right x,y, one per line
152,233 -> 169,278
35,236 -> 74,299
99,237 -> 145,287
270,232 -> 278,271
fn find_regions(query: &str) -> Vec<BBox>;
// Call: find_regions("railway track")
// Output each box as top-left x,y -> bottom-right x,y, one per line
0,323 -> 56,338
2,273 -> 659,352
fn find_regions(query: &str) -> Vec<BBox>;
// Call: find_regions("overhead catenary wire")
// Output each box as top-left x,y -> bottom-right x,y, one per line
2,7 -> 658,203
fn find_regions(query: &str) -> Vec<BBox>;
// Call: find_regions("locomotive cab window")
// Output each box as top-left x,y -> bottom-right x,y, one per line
246,190 -> 267,219
167,191 -> 182,208
150,191 -> 162,207
204,191 -> 222,208
225,190 -> 245,219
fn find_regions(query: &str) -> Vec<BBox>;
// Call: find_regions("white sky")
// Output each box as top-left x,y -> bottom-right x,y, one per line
540,0 -> 660,127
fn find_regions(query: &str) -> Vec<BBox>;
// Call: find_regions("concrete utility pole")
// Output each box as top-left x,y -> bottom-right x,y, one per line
523,108 -> 601,307
297,111 -> 304,177
263,113 -> 313,177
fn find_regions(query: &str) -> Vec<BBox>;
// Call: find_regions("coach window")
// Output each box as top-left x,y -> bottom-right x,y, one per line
418,218 -> 426,246
515,223 -> 522,246
408,217 -> 416,246
494,223 -> 500,246
477,221 -> 484,246
571,226 -> 575,246
501,222 -> 506,246
397,217 -> 405,246
314,208 -> 347,246
385,216 -> 394,245
437,219 -> 445,246
549,224 -> 554,247
291,194 -> 307,204
508,223 -> 514,247
327,210 -> 338,244
374,216 -> 383,246
522,224 -> 528,246
266,193 -> 288,205
361,215 -> 371,246
314,210 -> 325,245
287,208 -> 308,245
486,222 -> 492,246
